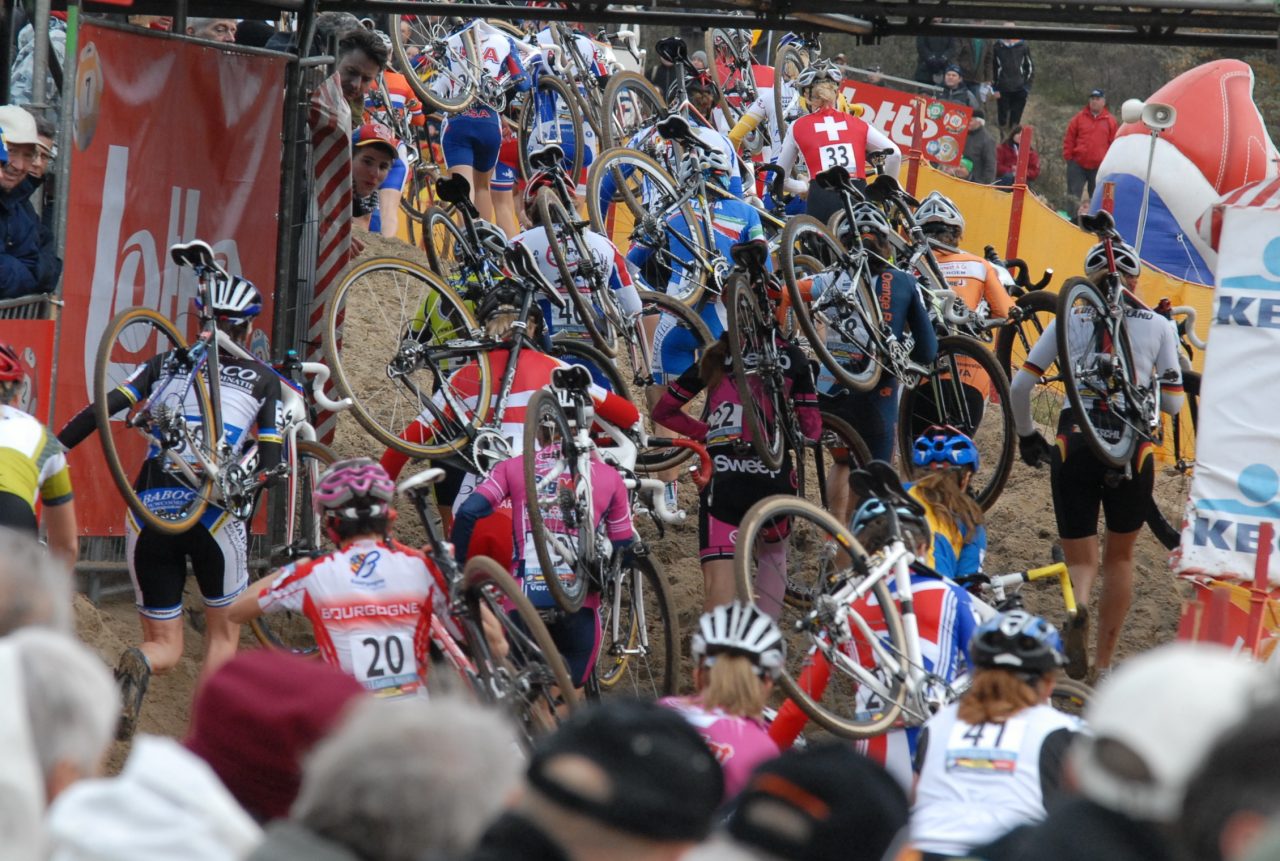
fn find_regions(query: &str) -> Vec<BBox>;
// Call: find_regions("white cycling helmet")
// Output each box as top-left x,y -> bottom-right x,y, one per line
915,191 -> 965,231
850,203 -> 894,240
1085,240 -> 1141,277
473,220 -> 509,258
702,146 -> 735,189
794,60 -> 842,90
691,601 -> 785,677
196,275 -> 263,326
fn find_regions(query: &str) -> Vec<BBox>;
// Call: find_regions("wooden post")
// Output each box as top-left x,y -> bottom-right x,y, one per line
904,96 -> 925,196
1004,125 -> 1034,260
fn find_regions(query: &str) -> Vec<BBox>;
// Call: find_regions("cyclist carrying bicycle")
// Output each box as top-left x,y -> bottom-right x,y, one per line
58,276 -> 281,739
909,427 -> 987,581
659,601 -> 783,801
1010,239 -> 1182,683
770,495 -> 979,788
911,611 -> 1082,859
229,459 -> 446,700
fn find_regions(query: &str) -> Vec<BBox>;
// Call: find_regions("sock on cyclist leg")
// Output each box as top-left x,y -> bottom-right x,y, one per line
754,540 -> 788,621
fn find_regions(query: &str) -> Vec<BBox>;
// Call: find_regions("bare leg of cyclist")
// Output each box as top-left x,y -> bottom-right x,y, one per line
200,604 -> 241,682
1095,528 -> 1139,673
702,559 -> 736,611
1060,535 -> 1099,679
493,188 -> 520,239
754,538 -> 787,620
137,616 -> 184,674
377,187 -> 401,237
473,169 -> 497,224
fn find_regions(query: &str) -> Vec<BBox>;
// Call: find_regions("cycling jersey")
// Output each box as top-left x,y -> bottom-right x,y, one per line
257,538 -> 447,699
934,250 -> 1016,322
770,568 -> 979,788
0,404 -> 72,533
911,701 -> 1083,855
432,20 -> 530,108
658,696 -> 780,800
365,71 -> 425,129
908,484 -> 987,580
774,106 -> 900,183
729,64 -> 791,161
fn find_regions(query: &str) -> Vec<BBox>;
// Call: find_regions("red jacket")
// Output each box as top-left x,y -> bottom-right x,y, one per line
996,141 -> 1040,180
1062,106 -> 1118,170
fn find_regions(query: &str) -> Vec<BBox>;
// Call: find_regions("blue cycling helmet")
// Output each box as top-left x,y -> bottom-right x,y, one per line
912,425 -> 979,472
970,610 -> 1066,674
850,496 -> 929,539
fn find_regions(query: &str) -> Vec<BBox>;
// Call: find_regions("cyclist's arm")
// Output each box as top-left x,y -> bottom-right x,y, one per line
229,559 -> 310,624
955,522 -> 987,580
603,238 -> 644,316
43,500 -> 76,568
652,365 -> 710,440
864,124 -> 902,178
37,435 -> 76,565
773,128 -> 799,178
1157,323 -> 1185,416
57,355 -> 162,448
728,98 -> 766,149
769,650 -> 831,748
981,261 -> 1016,318
227,577 -> 272,624
1010,319 -> 1058,437
590,384 -> 641,430
502,38 -> 531,93
905,276 -> 939,364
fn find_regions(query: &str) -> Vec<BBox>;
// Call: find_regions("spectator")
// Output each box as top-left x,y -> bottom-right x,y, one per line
1181,702 -> 1280,861
991,30 -> 1033,129
939,65 -> 979,110
46,651 -> 365,860
251,698 -> 522,861
127,16 -> 172,31
914,35 -> 958,86
0,526 -> 72,636
236,19 -> 277,48
9,11 -> 66,111
22,107 -> 60,289
349,122 -> 399,254
996,124 -> 1041,185
833,52 -> 847,66
647,51 -> 679,102
466,700 -> 724,861
691,49 -> 708,70
963,108 -> 997,183
0,630 -> 118,858
335,26 -> 388,122
1062,89 -> 1118,209
956,36 -> 991,102
187,18 -> 238,43
975,643 -> 1263,861
0,105 -> 42,296
264,11 -> 360,55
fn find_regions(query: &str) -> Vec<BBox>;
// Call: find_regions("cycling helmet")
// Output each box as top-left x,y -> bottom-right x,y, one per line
794,60 -> 842,90
685,70 -> 717,95
850,496 -> 930,542
914,191 -> 965,231
850,203 -> 894,240
372,29 -> 393,65
195,275 -> 263,326
969,610 -> 1066,674
522,170 -> 558,222
475,281 -> 524,325
691,601 -> 786,678
0,343 -> 22,382
472,220 -> 508,259
313,458 -> 396,520
1084,240 -> 1141,277
912,425 -> 980,472
702,145 -> 734,189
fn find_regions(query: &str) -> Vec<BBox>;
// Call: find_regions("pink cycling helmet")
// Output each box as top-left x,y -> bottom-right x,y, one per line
313,458 -> 396,521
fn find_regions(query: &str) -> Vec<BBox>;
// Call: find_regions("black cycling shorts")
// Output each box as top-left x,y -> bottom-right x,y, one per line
126,518 -> 248,620
0,490 -> 37,536
698,450 -> 796,562
1049,409 -> 1154,540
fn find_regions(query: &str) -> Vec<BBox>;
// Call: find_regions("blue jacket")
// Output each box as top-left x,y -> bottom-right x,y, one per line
0,180 -> 41,298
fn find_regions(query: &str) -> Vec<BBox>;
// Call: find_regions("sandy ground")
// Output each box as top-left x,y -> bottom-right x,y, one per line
76,227 -> 1188,752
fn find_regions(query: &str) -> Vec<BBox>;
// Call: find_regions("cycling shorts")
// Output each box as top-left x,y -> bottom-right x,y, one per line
441,110 -> 501,172
0,490 -> 37,536
125,515 -> 248,620
380,156 -> 408,192
1049,409 -> 1154,539
820,383 -> 900,463
492,160 -> 517,193
508,599 -> 600,688
651,301 -> 723,385
698,456 -> 796,563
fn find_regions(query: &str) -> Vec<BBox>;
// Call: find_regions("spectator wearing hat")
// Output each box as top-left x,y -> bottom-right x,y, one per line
350,122 -> 399,253
466,699 -> 725,861
45,651 -> 365,861
21,106 -> 61,291
963,109 -> 997,183
939,65 -> 979,110
990,31 -> 1033,129
250,697 -> 522,861
0,105 -> 43,297
1062,89 -> 1118,209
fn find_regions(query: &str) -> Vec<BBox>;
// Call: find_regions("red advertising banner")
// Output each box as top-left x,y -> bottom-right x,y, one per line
839,80 -> 972,166
0,320 -> 55,421
57,23 -> 286,535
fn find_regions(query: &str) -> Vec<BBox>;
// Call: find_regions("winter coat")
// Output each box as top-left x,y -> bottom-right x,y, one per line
9,18 -> 66,110
915,36 -> 958,83
964,125 -> 997,183
0,182 -> 43,298
997,141 -> 1041,180
955,38 -> 989,83
1062,106 -> 1119,170
991,40 -> 1033,93
939,85 -> 979,111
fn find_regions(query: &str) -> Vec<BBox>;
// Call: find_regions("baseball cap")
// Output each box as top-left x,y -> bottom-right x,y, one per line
1071,642 -> 1261,823
1090,88 -> 1106,98
0,106 -> 37,145
727,744 -> 909,861
352,121 -> 399,157
527,700 -> 724,842
184,650 -> 365,821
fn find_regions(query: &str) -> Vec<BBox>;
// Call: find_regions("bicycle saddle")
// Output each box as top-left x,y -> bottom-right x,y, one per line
848,461 -> 927,517
529,142 -> 566,171
397,468 -> 446,496
170,240 -> 218,271
655,37 -> 688,64
436,173 -> 472,206
730,240 -> 770,271
551,364 -> 592,393
655,114 -> 702,148
1078,209 -> 1117,236
506,243 -> 568,311
813,165 -> 853,190
865,174 -> 918,208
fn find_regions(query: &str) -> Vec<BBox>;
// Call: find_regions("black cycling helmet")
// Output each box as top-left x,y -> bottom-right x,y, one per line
475,281 -> 525,326
970,610 -> 1066,674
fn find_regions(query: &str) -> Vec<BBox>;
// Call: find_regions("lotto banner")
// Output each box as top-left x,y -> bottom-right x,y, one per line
838,80 -> 971,166
1176,206 -> 1280,584
58,23 -> 286,535
0,321 -> 55,421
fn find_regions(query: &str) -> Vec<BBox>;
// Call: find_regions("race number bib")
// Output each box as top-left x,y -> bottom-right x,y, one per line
706,401 -> 745,445
522,530 -> 576,608
944,718 -> 1028,774
818,143 -> 856,171
351,631 -> 421,697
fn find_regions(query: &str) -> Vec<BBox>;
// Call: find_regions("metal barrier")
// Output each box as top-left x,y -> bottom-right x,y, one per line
0,294 -> 59,320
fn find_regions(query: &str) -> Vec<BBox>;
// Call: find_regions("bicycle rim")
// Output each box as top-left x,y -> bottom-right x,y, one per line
896,335 -> 1015,510
601,71 -> 666,151
392,16 -> 477,112
1050,676 -> 1093,717
772,44 -> 806,142
635,290 -> 715,473
421,206 -> 474,286
326,258 -> 489,459
1056,277 -> 1139,468
725,275 -> 786,470
517,74 -> 585,182
94,308 -> 213,535
537,188 -> 615,357
596,555 -> 680,696
995,289 -> 1062,441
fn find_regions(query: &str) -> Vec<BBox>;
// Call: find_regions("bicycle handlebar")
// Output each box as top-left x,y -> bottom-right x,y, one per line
647,436 -> 712,489
990,561 -> 1078,617
1171,305 -> 1208,350
302,362 -> 354,414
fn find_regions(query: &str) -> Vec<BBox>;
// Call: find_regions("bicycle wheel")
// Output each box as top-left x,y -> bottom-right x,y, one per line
772,43 -> 807,142
1056,277 -> 1140,468
400,160 -> 436,241
799,410 -> 874,527
537,188 -> 616,357
735,495 -> 909,739
421,206 -> 473,287
704,30 -> 758,148
1050,676 -> 1093,717
391,16 -> 478,112
517,73 -> 585,183
780,215 -> 882,394
94,308 -> 215,535
995,290 -> 1062,441
461,556 -> 579,741
326,258 -> 490,459
552,336 -> 631,398
636,289 -> 715,473
523,388 -> 594,613
897,335 -> 1016,510
596,553 -> 680,696
600,71 -> 666,151
586,148 -> 706,306
1147,369 -> 1199,550
724,274 -> 786,470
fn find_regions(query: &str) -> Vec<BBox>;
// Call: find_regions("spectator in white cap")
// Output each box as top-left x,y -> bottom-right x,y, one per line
0,105 -> 43,296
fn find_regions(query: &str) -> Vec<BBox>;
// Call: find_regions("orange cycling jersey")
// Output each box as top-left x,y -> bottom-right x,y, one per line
935,249 -> 1015,394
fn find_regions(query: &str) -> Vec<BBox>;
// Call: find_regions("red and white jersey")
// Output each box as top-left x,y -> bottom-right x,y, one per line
774,106 -> 901,183
257,538 -> 447,699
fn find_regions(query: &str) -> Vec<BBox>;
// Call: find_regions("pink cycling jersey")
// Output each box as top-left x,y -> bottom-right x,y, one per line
258,538 -> 447,699
659,696 -> 780,800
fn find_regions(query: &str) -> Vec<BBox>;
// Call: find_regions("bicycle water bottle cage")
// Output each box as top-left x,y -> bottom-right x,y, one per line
730,240 -> 770,273
435,174 -> 472,206
551,364 -> 592,394
529,142 -> 566,171
655,37 -> 688,64
1079,210 -> 1116,235
170,240 -> 218,272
